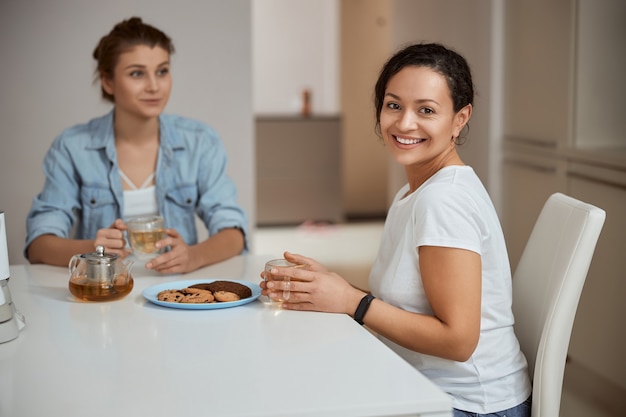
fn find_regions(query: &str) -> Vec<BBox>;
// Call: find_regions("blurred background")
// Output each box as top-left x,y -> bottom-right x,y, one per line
0,0 -> 624,415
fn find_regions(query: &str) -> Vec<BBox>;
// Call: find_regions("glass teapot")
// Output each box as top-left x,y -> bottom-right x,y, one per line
68,246 -> 134,301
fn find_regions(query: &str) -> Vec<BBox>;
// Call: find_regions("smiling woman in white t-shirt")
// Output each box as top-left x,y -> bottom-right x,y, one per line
259,43 -> 532,417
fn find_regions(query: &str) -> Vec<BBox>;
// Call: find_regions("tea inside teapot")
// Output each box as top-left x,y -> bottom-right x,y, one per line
68,246 -> 134,301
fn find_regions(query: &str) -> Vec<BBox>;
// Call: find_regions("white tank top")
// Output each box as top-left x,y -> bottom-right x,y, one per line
119,170 -> 158,219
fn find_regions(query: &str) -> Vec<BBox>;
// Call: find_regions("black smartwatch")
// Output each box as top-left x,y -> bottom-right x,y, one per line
354,294 -> 375,325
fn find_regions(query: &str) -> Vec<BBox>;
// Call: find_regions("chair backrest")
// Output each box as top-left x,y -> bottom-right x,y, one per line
511,192 -> 605,417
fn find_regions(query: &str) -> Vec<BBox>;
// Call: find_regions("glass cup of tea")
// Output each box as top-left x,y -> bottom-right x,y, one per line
126,215 -> 166,259
264,259 -> 305,307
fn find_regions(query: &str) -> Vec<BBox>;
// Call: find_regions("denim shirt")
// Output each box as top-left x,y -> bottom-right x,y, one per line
25,110 -> 248,258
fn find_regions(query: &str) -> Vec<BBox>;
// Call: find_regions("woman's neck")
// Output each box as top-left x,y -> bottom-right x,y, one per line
405,147 -> 465,194
113,110 -> 160,145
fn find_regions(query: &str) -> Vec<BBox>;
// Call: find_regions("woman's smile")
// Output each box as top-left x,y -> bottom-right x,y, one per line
393,135 -> 426,146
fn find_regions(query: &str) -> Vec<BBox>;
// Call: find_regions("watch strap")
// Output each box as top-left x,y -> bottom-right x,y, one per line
354,294 -> 375,325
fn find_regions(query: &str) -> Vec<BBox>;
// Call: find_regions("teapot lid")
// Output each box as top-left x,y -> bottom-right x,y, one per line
83,246 -> 118,264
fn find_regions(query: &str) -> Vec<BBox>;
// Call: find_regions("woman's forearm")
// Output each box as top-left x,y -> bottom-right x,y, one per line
27,235 -> 96,266
189,227 -> 246,270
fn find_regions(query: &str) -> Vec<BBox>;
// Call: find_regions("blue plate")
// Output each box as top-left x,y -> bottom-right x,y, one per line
142,279 -> 262,310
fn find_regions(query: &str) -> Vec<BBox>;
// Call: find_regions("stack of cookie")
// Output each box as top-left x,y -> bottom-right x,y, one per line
157,280 -> 252,304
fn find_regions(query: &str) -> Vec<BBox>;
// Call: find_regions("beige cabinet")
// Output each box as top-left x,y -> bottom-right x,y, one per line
503,0 -> 574,145
501,151 -> 563,269
567,173 -> 626,390
256,116 -> 343,225
502,0 -> 626,394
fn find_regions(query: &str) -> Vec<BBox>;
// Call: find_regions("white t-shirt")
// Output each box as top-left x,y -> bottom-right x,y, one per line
369,166 -> 531,413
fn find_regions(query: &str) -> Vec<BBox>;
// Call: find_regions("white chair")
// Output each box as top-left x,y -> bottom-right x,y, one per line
511,192 -> 605,417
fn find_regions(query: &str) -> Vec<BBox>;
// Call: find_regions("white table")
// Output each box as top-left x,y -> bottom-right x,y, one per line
0,255 -> 451,417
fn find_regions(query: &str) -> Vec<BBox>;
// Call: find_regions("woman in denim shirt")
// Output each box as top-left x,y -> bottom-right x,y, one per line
25,17 -> 248,274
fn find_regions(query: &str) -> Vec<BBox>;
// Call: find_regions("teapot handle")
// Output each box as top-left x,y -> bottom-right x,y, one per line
68,255 -> 80,276
124,259 -> 135,277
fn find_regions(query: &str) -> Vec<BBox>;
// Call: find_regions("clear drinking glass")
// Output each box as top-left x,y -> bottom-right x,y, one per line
264,258 -> 304,307
126,215 -> 166,259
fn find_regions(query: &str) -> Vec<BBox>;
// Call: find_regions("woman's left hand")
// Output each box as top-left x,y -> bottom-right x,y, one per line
145,228 -> 196,274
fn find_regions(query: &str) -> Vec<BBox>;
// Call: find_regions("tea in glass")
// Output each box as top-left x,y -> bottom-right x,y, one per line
126,215 -> 166,259
264,259 -> 305,306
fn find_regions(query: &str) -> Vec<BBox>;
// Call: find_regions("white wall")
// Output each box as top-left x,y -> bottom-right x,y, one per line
0,0 -> 253,264
252,0 -> 339,115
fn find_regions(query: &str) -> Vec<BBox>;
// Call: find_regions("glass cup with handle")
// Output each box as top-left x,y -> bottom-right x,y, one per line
126,215 -> 166,259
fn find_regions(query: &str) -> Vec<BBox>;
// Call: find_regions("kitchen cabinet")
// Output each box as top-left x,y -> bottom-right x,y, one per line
501,147 -> 563,268
502,0 -> 626,399
567,173 -> 626,389
256,115 -> 343,225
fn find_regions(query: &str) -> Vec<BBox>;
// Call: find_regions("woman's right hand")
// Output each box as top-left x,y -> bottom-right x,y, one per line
94,218 -> 131,257
261,251 -> 365,315
283,251 -> 329,274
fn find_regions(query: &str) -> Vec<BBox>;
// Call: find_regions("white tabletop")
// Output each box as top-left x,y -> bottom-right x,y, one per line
0,255 -> 451,417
